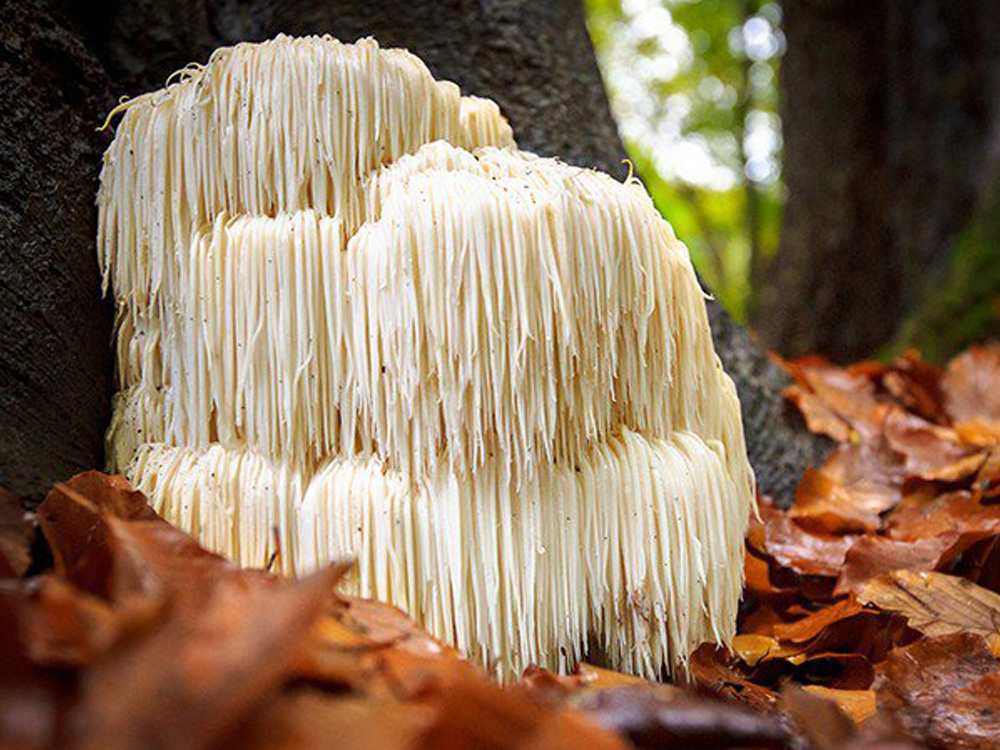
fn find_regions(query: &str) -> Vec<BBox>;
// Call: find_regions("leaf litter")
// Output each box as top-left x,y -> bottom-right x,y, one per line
3,342 -> 1000,748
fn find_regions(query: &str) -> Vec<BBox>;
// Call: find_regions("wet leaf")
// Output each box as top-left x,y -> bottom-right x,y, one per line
415,677 -> 626,750
791,445 -> 902,534
69,566 -> 343,750
784,357 -> 891,443
883,408 -> 980,482
835,535 -> 957,594
781,684 -> 856,749
0,487 -> 32,577
885,489 -> 1000,542
731,634 -> 780,666
879,350 -> 947,425
942,343 -> 1000,426
759,502 -> 859,578
579,687 -> 789,749
875,632 -> 1000,750
688,644 -> 779,712
800,686 -> 876,725
228,692 -> 436,750
575,663 -> 651,690
858,570 -> 1000,643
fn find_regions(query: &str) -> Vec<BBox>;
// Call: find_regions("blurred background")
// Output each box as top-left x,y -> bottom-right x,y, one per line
586,0 -> 1000,362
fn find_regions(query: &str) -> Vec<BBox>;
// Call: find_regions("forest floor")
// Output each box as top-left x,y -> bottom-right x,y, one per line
3,344 -> 1000,749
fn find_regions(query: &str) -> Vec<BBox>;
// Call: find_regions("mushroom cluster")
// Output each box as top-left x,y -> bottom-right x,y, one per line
99,35 -> 754,680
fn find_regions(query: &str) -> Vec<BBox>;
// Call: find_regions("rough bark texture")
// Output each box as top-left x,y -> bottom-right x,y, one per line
2,0 -> 827,503
0,1 -> 113,503
756,0 -> 1000,362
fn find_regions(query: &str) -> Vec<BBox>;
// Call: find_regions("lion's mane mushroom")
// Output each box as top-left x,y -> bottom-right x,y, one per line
98,35 -> 755,680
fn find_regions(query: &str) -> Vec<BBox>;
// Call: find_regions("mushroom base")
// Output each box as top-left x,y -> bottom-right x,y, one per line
125,428 -> 750,681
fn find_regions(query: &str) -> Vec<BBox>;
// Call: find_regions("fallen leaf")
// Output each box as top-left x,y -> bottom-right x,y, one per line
0,487 -> 32,577
69,566 -> 343,750
579,687 -> 789,749
759,502 -> 860,578
781,684 -> 857,750
836,535 -> 957,594
956,419 -> 1000,448
768,598 -> 909,667
942,342 -> 1000,426
875,632 -> 1000,750
732,634 -> 780,667
17,576 -> 152,667
859,570 -> 1000,642
688,644 -> 779,712
416,677 -> 626,750
0,586 -> 65,750
801,685 -> 876,725
227,691 -> 436,750
883,408 -> 980,482
575,663 -> 651,690
770,598 -> 865,644
885,489 -> 1000,541
784,357 -> 892,442
791,444 -> 902,534
879,350 -> 947,425
744,548 -> 794,596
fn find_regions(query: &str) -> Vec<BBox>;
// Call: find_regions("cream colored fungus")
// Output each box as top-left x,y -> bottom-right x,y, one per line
99,34 -> 754,681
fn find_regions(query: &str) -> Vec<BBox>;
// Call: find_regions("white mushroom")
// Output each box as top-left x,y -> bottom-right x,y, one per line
98,34 -> 755,681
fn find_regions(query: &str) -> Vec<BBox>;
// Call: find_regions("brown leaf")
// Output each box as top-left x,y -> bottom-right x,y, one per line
879,350 -> 947,425
956,419 -> 1000,449
859,570 -> 1000,643
801,685 -> 876,726
69,566 -> 343,750
784,357 -> 892,442
770,598 -> 865,644
886,489 -> 1000,541
0,586 -> 66,750
836,535 -> 957,594
781,684 -> 857,750
689,644 -> 779,712
414,677 -> 627,750
575,663 -> 651,690
0,487 -> 33,577
17,576 -> 155,667
731,634 -> 781,667
579,687 -> 789,749
759,502 -> 859,578
769,598 -> 909,667
875,632 -> 1000,750
943,342 -> 1000,426
744,548 -> 793,596
225,691 -> 436,750
883,408 -> 980,482
791,444 -> 902,534
36,473 -> 163,600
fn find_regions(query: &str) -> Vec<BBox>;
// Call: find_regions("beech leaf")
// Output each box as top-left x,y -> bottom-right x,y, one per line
858,569 -> 1000,643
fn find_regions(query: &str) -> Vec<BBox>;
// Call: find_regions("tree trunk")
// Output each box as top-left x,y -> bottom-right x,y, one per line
755,0 -> 1000,362
1,0 -> 828,503
0,1 -> 114,503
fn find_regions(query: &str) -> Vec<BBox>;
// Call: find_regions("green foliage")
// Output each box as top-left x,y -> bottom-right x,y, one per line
585,0 -> 784,321
893,182 -> 1000,363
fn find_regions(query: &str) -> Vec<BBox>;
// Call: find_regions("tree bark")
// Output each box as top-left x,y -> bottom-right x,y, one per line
2,0 -> 828,503
0,0 -> 114,503
755,0 -> 1000,362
